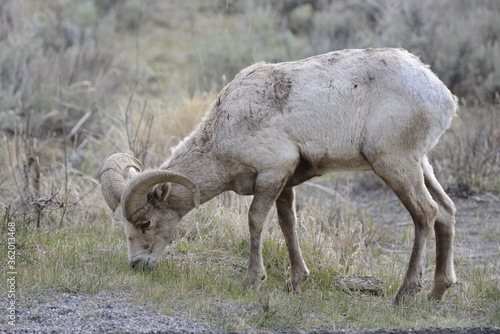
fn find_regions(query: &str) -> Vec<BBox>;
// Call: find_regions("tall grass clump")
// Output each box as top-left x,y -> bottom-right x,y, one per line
433,103 -> 500,193
99,88 -> 216,167
0,0 -> 131,234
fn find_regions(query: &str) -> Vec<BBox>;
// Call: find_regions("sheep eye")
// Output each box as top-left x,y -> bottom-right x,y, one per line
140,221 -> 151,230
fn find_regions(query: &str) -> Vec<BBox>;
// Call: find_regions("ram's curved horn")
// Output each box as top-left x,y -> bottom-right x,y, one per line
100,153 -> 144,212
122,170 -> 200,222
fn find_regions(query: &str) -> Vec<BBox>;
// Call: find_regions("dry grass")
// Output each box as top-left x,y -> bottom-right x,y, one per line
1,0 -> 499,332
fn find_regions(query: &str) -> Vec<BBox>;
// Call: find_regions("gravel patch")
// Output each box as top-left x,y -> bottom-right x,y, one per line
0,291 -> 215,334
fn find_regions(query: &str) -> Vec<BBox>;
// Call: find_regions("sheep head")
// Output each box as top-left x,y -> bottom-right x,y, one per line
100,153 -> 200,270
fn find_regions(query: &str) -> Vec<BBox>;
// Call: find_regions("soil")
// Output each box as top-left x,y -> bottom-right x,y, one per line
346,174 -> 500,275
299,173 -> 500,272
1,175 -> 499,334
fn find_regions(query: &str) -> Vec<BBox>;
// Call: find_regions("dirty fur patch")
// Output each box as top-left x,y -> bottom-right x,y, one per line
267,68 -> 292,112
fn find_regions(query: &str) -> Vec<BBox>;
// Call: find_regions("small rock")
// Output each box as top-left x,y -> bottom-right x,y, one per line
332,274 -> 385,296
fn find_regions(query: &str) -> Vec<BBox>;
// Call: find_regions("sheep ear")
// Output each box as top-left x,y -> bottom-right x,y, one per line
122,170 -> 200,221
153,182 -> 171,202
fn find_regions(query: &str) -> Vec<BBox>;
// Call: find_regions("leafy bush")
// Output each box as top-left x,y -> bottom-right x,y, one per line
192,6 -> 311,92
288,4 -> 314,35
120,0 -> 146,31
73,0 -> 99,28
0,1 -> 127,139
433,104 -> 500,193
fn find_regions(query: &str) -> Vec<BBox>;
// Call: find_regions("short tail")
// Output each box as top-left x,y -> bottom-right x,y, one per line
451,94 -> 459,117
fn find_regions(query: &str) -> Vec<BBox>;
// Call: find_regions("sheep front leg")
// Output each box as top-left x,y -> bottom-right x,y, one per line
243,174 -> 285,289
276,187 -> 310,292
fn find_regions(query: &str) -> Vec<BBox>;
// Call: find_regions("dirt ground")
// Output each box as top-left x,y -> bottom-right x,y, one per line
347,174 -> 500,275
301,173 -> 500,275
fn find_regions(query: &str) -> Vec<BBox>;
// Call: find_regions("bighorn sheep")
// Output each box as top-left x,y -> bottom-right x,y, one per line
101,48 -> 457,304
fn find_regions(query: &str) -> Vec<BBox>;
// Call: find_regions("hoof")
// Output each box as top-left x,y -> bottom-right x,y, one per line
243,273 -> 267,289
393,282 -> 422,305
286,279 -> 301,293
427,279 -> 455,301
286,272 -> 310,293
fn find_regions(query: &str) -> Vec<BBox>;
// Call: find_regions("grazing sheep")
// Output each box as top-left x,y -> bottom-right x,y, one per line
101,48 -> 458,304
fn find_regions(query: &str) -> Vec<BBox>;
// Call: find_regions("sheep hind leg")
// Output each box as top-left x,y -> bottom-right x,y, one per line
370,155 -> 438,305
422,156 -> 456,301
243,172 -> 286,289
276,187 -> 310,292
